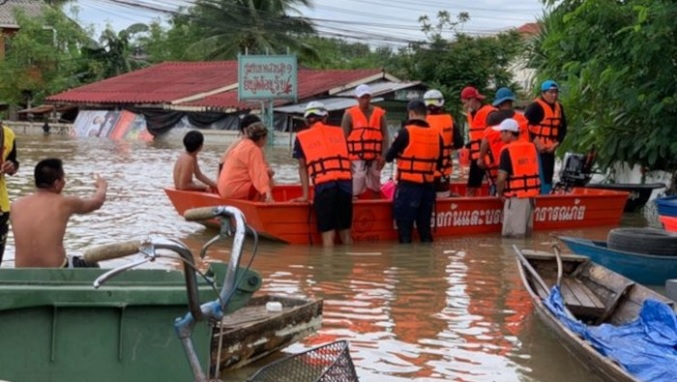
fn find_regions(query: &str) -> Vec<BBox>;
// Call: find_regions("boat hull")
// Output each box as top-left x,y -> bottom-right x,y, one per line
559,236 -> 677,285
656,196 -> 677,217
660,215 -> 677,233
166,184 -> 628,244
585,183 -> 664,212
0,264 -> 260,382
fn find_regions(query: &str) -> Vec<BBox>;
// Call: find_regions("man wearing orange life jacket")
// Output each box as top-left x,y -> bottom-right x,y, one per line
461,86 -> 496,196
293,101 -> 353,247
385,100 -> 444,244
423,89 -> 464,198
525,80 -> 568,194
495,119 -> 541,238
341,84 -> 389,198
478,87 -> 529,193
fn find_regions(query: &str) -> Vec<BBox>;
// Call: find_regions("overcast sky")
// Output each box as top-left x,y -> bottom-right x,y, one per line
71,0 -> 546,46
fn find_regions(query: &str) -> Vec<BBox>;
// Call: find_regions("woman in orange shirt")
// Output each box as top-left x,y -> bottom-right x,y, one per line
217,123 -> 274,202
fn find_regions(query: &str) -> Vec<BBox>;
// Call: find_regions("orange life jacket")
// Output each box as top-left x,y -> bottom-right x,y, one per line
467,104 -> 496,160
297,122 -> 352,186
513,112 -> 530,142
500,140 -> 541,198
396,124 -> 440,184
528,98 -> 561,149
482,127 -> 504,184
426,113 -> 454,178
346,106 -> 385,161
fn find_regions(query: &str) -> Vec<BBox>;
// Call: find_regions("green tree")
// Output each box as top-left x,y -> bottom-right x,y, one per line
81,23 -> 150,80
301,36 -> 404,75
0,8 -> 90,108
401,11 -> 524,118
532,0 -> 677,189
186,0 -> 316,59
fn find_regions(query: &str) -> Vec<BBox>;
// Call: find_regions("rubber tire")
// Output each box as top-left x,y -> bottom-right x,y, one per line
607,228 -> 677,256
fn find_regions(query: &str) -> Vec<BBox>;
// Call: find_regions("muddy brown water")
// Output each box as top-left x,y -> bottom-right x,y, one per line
4,135 -> 659,381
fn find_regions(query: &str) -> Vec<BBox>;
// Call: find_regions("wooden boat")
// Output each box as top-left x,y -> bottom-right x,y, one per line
165,184 -> 628,244
514,247 -> 676,382
656,195 -> 677,217
559,236 -> 677,285
210,295 -> 322,371
661,215 -> 677,233
585,182 -> 665,212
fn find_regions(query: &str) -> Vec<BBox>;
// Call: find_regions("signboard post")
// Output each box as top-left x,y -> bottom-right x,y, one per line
238,55 -> 298,146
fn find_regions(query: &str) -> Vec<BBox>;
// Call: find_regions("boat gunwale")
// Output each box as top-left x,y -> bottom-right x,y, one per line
559,236 -> 677,260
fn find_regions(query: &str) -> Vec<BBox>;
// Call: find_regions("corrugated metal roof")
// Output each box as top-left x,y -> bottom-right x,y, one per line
46,61 -> 239,105
335,81 -> 421,97
0,0 -> 46,28
274,97 -> 384,114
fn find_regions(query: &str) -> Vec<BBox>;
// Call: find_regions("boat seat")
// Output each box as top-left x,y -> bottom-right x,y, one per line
560,278 -> 605,318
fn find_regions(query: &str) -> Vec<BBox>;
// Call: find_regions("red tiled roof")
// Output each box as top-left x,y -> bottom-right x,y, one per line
517,22 -> 541,36
181,68 -> 384,110
46,61 -> 239,104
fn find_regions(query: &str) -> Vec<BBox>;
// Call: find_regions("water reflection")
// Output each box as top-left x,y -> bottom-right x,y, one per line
6,134 -> 656,381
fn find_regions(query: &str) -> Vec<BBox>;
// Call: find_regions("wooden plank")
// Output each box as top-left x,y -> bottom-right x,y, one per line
563,278 -> 604,309
595,282 -> 635,325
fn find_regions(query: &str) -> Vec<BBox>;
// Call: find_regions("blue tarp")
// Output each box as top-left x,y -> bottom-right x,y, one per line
544,286 -> 677,382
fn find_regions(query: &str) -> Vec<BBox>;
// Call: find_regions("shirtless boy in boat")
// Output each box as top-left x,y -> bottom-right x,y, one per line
173,130 -> 217,191
11,158 -> 107,268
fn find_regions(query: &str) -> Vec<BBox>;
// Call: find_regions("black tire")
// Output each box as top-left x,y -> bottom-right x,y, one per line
607,228 -> 677,256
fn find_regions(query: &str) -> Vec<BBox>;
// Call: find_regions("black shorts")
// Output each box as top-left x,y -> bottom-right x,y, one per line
314,184 -> 353,233
467,160 -> 485,187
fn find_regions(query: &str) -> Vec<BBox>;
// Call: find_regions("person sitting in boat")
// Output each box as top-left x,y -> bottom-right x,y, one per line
218,114 -> 274,178
11,158 -> 107,268
217,122 -> 274,202
495,119 -> 541,237
385,99 -> 444,243
292,101 -> 353,247
173,130 -> 217,191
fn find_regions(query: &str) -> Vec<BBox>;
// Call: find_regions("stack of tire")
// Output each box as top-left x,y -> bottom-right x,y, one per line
607,228 -> 677,256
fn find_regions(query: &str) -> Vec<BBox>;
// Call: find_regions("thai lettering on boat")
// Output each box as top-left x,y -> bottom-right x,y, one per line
534,205 -> 586,222
433,209 -> 503,227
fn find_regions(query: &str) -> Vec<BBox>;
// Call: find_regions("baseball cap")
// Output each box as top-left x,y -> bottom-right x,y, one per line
355,84 -> 372,98
304,101 -> 328,118
541,80 -> 559,92
423,89 -> 445,107
492,87 -> 516,106
460,86 -> 485,100
493,118 -> 519,132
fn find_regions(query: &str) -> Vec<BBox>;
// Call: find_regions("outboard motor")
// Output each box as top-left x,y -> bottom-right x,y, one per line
554,150 -> 595,192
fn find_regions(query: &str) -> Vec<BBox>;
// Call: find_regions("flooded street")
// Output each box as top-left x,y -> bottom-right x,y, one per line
5,134 -> 659,381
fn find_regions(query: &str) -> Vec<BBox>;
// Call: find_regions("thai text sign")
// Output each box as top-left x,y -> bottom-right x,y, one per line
238,55 -> 297,100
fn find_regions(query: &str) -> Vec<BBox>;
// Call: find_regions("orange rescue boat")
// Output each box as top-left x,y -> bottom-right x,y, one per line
165,184 -> 628,244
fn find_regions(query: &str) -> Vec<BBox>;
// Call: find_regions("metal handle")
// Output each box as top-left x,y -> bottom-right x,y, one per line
83,240 -> 143,265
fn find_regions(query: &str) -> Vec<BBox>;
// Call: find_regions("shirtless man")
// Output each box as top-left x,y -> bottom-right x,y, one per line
11,158 -> 108,268
173,130 -> 217,191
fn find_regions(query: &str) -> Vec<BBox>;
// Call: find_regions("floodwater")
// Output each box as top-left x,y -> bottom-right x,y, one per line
4,134 -> 660,382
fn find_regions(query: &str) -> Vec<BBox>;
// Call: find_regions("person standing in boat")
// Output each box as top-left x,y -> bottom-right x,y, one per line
217,123 -> 274,202
461,86 -> 496,197
342,84 -> 389,199
478,87 -> 529,194
524,80 -> 568,194
0,123 -> 19,265
11,158 -> 107,268
173,130 -> 217,191
386,100 -> 444,244
423,89 -> 464,198
292,101 -> 353,247
495,119 -> 541,237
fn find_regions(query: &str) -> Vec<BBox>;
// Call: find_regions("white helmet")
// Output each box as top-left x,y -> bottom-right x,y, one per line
304,101 -> 328,118
423,89 -> 444,107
